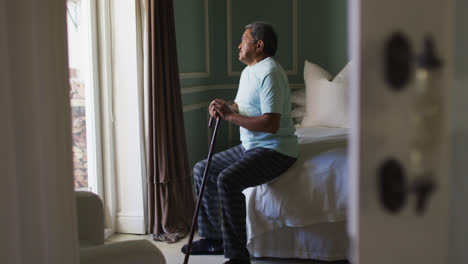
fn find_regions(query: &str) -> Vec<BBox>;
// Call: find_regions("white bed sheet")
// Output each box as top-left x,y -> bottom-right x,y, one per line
295,126 -> 348,144
243,126 -> 349,260
247,222 -> 348,261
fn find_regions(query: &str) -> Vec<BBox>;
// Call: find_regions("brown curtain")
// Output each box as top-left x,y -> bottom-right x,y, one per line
147,0 -> 195,243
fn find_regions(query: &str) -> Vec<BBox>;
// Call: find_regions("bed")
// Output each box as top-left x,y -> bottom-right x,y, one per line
243,61 -> 351,261
243,127 -> 349,261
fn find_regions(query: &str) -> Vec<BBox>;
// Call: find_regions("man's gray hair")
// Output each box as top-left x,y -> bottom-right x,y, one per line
245,22 -> 278,56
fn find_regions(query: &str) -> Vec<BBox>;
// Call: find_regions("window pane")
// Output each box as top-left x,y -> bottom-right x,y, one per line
66,0 -> 92,191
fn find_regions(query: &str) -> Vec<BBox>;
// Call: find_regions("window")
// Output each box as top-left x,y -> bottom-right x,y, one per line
65,0 -> 147,236
66,0 -> 102,194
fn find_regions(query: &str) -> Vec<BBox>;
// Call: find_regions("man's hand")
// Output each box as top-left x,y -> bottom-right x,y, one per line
209,99 -> 280,133
210,99 -> 234,121
209,100 -> 219,118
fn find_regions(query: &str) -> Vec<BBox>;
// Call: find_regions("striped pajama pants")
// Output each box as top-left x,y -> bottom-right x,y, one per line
193,144 -> 296,260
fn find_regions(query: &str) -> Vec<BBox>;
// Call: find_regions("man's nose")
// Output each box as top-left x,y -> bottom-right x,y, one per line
238,43 -> 242,49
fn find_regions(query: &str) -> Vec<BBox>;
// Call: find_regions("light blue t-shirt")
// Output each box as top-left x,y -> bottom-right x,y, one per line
234,57 -> 298,158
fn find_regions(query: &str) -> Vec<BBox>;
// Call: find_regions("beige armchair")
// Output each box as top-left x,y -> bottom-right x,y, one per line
76,191 -> 166,264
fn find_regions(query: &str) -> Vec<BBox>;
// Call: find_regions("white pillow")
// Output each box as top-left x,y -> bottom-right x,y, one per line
301,60 -> 332,126
290,89 -> 306,106
291,106 -> 305,118
301,61 -> 350,128
332,62 -> 350,86
304,60 -> 333,83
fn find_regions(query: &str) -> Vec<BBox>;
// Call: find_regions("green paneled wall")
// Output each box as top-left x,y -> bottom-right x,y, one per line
174,0 -> 208,74
299,0 -> 348,76
230,0 -> 295,73
174,0 -> 348,169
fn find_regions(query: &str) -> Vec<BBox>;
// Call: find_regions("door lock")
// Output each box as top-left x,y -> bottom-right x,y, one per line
379,34 -> 443,215
378,158 -> 437,215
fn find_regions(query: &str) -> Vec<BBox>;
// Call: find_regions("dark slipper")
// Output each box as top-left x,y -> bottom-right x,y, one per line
181,238 -> 224,255
223,259 -> 251,264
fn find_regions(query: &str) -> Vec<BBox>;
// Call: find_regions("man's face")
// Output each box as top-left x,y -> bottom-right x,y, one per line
238,28 -> 257,65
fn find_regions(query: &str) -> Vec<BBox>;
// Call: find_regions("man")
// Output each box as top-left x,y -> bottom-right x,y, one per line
182,22 -> 298,264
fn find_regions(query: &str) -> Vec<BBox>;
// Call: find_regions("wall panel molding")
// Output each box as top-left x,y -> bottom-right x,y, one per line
179,0 -> 211,79
181,83 -> 237,94
226,0 -> 298,76
183,101 -> 211,112
181,83 -> 304,95
290,83 -> 305,90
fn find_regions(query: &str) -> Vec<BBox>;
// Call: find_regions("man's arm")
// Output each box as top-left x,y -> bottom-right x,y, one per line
210,99 -> 280,134
230,102 -> 239,113
227,112 -> 280,134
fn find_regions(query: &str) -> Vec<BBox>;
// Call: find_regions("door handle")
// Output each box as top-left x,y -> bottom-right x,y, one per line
409,35 -> 443,215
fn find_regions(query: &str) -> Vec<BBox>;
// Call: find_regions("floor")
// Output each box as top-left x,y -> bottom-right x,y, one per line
107,233 -> 349,264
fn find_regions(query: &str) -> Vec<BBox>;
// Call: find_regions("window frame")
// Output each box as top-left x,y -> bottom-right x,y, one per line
95,0 -> 118,239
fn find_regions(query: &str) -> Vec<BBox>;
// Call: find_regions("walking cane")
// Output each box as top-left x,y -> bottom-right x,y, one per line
183,116 -> 221,264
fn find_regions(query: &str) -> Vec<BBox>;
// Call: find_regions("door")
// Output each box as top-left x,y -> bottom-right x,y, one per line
348,0 -> 458,263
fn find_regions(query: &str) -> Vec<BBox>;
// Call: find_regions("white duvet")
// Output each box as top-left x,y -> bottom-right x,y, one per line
243,127 -> 349,243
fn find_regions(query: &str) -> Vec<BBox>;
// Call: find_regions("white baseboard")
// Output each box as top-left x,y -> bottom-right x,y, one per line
115,213 -> 146,234
104,228 -> 114,240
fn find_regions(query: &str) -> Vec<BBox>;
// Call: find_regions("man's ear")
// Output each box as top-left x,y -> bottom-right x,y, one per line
256,40 -> 264,52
